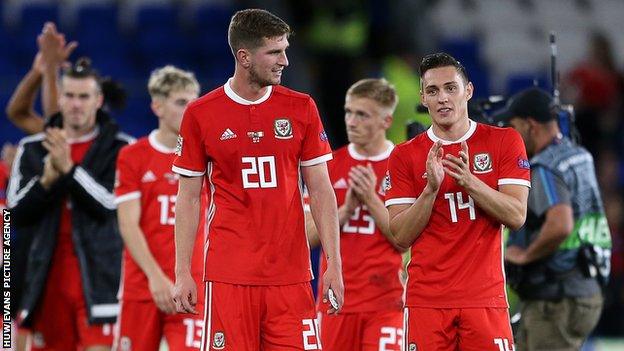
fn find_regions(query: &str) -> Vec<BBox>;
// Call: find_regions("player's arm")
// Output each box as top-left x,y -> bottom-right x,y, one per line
173,175 -> 202,314
443,141 -> 528,230
388,141 -> 444,249
302,162 -> 344,313
305,187 -> 359,248
117,198 -> 176,314
5,57 -> 45,134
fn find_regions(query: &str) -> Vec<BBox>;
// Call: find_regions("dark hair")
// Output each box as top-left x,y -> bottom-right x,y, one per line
228,9 -> 291,55
419,52 -> 469,83
64,57 -> 101,82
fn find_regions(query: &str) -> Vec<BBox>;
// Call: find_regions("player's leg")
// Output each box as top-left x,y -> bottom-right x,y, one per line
29,282 -> 78,350
318,312 -> 361,351
112,299 -> 162,351
361,310 -> 403,351
203,281 -> 261,351
404,307 -> 458,351
261,283 -> 321,351
163,283 -> 205,350
457,308 -> 514,351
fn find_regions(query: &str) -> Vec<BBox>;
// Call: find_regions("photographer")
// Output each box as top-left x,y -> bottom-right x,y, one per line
496,88 -> 612,351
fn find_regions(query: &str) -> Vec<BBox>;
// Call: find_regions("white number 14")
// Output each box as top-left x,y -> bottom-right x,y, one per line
444,192 -> 476,223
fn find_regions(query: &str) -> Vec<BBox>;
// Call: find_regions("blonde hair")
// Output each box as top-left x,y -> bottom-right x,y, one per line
346,78 -> 398,113
148,65 -> 200,99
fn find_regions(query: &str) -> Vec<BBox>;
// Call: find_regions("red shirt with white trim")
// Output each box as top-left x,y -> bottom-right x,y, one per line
385,121 -> 530,308
316,142 -> 404,313
115,131 -> 205,301
172,80 -> 332,285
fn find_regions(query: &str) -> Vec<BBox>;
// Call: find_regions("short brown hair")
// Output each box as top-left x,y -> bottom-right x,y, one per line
228,9 -> 291,55
347,78 -> 399,113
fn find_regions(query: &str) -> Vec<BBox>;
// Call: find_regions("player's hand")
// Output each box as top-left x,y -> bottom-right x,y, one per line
505,245 -> 528,265
37,22 -> 77,70
148,271 -> 177,314
442,141 -> 474,188
172,272 -> 198,315
425,141 -> 444,192
342,187 -> 360,215
39,155 -> 60,190
42,128 -> 73,174
322,258 -> 344,315
348,163 -> 378,206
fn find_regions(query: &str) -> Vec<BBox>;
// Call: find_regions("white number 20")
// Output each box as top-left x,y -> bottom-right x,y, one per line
241,156 -> 277,189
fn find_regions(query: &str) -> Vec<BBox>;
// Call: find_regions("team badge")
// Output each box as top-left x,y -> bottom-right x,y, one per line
175,135 -> 183,156
247,131 -> 264,143
473,153 -> 493,174
274,118 -> 293,139
213,331 -> 226,349
409,343 -> 418,351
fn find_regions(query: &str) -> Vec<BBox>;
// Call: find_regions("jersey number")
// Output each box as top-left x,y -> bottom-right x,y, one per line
157,195 -> 176,225
242,156 -> 277,189
444,192 -> 475,223
302,318 -> 321,350
379,326 -> 403,351
494,338 -> 513,351
342,206 -> 375,235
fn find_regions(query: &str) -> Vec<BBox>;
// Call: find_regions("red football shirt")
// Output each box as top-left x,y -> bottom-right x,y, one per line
0,161 -> 8,212
115,131 -> 205,301
172,80 -> 332,285
316,142 -> 404,313
385,121 -> 530,308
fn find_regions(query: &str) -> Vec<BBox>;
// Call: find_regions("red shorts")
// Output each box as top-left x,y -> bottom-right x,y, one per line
404,307 -> 514,351
113,295 -> 205,351
319,310 -> 403,351
202,281 -> 320,351
29,269 -> 113,350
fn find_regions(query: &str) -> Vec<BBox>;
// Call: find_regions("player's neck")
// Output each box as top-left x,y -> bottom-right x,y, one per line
352,138 -> 391,157
65,124 -> 97,140
230,73 -> 270,102
432,117 -> 470,142
155,128 -> 178,149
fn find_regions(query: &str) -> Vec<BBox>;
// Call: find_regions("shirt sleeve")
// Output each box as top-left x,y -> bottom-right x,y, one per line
114,145 -> 141,205
528,166 -> 571,217
384,147 -> 417,207
498,128 -> 531,188
172,108 -> 208,177
300,97 -> 332,167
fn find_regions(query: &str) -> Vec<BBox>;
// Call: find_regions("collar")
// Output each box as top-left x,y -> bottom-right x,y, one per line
224,78 -> 273,105
426,120 -> 477,145
347,141 -> 394,161
148,130 -> 176,154
67,126 -> 99,144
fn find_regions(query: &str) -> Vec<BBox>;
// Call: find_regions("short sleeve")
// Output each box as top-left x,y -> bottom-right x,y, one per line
384,147 -> 417,207
114,145 -> 141,205
529,166 -> 571,217
498,128 -> 531,188
300,98 -> 332,167
172,108 -> 208,177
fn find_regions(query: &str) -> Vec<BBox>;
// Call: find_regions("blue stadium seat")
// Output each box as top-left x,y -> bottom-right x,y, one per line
506,72 -> 550,95
194,4 -> 233,61
16,3 -> 61,60
73,3 -> 123,55
439,37 -> 480,68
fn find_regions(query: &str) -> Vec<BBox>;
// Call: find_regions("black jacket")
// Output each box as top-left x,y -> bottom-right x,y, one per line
7,111 -> 134,325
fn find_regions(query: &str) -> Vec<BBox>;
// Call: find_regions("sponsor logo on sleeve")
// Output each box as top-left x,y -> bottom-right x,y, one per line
383,171 -> 392,192
175,135 -> 183,156
517,157 -> 530,170
319,131 -> 328,142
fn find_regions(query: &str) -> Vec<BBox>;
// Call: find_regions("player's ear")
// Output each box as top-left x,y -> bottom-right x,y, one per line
382,113 -> 393,129
465,81 -> 474,101
236,48 -> 251,68
150,99 -> 163,118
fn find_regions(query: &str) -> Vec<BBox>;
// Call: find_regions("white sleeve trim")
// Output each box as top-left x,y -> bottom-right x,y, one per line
301,153 -> 332,167
91,303 -> 120,318
498,178 -> 531,188
303,203 -> 311,212
385,197 -> 417,207
73,166 -> 117,210
114,191 -> 141,205
172,165 -> 205,177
